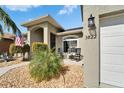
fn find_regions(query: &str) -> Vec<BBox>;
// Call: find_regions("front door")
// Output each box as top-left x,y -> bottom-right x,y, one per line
63,41 -> 69,52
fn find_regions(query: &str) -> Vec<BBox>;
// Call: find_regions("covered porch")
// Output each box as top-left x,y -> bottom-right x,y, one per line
56,27 -> 83,61
22,15 -> 64,50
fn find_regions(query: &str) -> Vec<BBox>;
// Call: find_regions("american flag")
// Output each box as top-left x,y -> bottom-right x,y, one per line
15,32 -> 24,47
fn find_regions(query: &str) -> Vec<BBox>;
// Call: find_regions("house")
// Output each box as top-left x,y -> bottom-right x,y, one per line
81,5 -> 124,88
22,5 -> 124,88
0,34 -> 15,53
22,15 -> 83,57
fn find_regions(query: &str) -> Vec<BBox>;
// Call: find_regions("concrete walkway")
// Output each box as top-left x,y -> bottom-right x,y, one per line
0,62 -> 29,76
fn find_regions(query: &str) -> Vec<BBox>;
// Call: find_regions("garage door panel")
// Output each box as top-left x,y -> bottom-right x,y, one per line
102,80 -> 124,87
102,47 -> 124,54
101,54 -> 124,65
101,32 -> 124,36
101,71 -> 124,84
101,36 -> 124,45
102,36 -> 124,43
100,23 -> 124,87
101,24 -> 124,34
102,42 -> 124,47
101,64 -> 124,73
101,35 -> 124,40
101,42 -> 124,48
101,72 -> 124,87
101,71 -> 124,81
101,31 -> 124,36
101,29 -> 124,33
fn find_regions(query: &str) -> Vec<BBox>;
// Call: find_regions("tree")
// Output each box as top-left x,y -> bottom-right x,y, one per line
22,44 -> 30,60
0,7 -> 21,35
9,43 -> 17,56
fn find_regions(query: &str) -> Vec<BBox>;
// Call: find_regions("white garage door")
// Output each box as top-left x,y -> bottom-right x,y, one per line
100,24 -> 124,87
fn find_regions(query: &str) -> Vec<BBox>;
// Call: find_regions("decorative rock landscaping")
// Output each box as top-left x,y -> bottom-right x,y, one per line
0,64 -> 84,88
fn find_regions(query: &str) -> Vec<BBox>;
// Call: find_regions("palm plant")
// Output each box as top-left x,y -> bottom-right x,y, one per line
0,7 -> 21,35
29,49 -> 62,82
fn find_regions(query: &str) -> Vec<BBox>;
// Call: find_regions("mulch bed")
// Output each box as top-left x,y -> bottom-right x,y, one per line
0,64 -> 84,88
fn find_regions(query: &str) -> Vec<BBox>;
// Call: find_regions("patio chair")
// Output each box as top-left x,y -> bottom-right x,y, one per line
68,48 -> 76,60
73,48 -> 82,61
58,48 -> 64,58
68,48 -> 71,54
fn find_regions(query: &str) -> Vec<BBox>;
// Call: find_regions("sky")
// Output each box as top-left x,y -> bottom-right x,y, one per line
1,5 -> 82,33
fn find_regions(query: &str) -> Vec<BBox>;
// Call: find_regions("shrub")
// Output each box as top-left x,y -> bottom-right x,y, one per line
16,46 -> 22,53
22,44 -> 30,60
9,43 -> 17,56
9,43 -> 23,56
22,44 -> 30,53
32,42 -> 48,53
29,49 -> 62,82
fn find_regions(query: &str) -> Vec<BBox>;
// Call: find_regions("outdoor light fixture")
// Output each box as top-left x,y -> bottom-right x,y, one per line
86,14 -> 96,39
88,14 -> 95,29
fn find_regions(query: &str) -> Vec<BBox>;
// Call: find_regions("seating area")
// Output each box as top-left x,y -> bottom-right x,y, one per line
58,48 -> 83,61
68,48 -> 83,61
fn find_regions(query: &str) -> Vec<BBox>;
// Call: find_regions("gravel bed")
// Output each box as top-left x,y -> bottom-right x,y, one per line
0,64 -> 84,88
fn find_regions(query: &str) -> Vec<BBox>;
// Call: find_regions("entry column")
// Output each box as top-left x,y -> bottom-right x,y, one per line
43,27 -> 50,48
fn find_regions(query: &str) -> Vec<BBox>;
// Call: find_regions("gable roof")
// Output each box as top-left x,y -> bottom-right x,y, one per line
21,15 -> 63,29
57,27 -> 83,36
64,27 -> 83,31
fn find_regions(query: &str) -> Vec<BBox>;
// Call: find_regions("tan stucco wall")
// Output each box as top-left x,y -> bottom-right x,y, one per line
77,32 -> 83,50
56,36 -> 62,52
82,5 -> 124,88
31,29 -> 43,44
47,22 -> 59,48
82,5 -> 100,88
48,22 -> 58,34
27,31 -> 30,45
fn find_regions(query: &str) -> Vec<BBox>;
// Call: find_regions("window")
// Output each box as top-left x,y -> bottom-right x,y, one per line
63,35 -> 79,53
63,39 -> 78,53
50,33 -> 56,49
